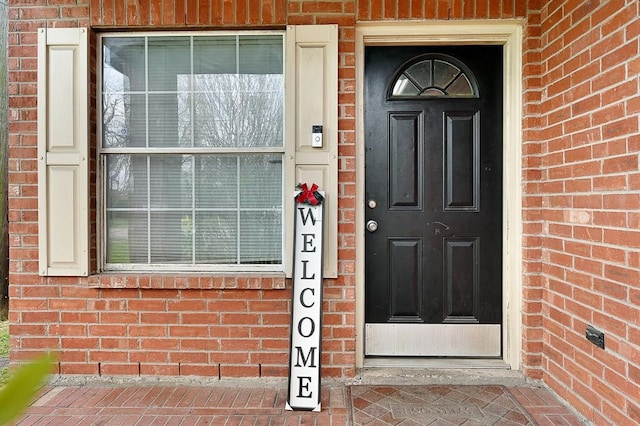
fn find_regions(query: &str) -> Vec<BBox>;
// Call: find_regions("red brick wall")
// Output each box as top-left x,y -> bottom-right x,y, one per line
521,0 -> 544,382
6,0 -> 540,399
538,1 -> 640,424
9,0 -> 361,380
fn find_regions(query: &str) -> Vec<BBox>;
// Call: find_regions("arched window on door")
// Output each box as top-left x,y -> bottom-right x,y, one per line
389,54 -> 478,99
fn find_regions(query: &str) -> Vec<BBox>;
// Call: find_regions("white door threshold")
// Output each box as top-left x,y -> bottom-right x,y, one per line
355,359 -> 528,387
364,357 -> 509,369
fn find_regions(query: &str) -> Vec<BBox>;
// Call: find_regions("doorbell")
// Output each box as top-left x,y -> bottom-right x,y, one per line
312,125 -> 323,148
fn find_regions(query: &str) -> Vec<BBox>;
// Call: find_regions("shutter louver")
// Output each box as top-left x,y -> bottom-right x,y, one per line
285,25 -> 338,279
38,28 -> 90,276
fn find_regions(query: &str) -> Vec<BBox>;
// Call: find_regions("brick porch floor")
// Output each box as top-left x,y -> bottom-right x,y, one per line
16,380 -> 588,425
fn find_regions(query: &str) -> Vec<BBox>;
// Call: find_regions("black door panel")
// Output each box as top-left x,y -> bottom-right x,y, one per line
365,45 -> 503,327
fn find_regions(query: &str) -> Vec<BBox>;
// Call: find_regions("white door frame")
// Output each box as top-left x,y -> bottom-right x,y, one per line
355,20 -> 524,370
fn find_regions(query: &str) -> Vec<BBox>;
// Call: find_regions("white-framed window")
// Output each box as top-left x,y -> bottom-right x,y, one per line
38,26 -> 336,278
99,32 -> 286,272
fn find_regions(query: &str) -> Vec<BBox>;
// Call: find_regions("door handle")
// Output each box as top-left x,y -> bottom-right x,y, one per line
366,220 -> 378,232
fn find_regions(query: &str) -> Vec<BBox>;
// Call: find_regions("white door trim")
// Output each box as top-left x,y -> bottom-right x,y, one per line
355,20 -> 524,370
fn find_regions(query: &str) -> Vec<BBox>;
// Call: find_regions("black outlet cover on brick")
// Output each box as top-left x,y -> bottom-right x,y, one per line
586,325 -> 605,349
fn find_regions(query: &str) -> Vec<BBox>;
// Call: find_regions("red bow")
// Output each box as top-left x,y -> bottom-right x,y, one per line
296,183 -> 320,205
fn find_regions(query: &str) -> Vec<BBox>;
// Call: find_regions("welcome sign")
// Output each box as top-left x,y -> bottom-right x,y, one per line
286,184 -> 324,412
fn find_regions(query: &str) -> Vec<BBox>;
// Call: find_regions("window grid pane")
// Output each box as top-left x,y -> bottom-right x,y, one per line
104,153 -> 283,266
101,33 -> 284,269
103,35 -> 284,150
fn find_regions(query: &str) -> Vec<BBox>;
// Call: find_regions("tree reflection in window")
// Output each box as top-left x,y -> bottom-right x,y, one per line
390,55 -> 478,98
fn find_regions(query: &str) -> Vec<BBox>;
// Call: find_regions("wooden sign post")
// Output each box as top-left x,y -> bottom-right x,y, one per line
286,184 -> 324,412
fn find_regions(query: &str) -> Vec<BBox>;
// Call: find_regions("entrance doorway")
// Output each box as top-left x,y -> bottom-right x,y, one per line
364,45 -> 503,357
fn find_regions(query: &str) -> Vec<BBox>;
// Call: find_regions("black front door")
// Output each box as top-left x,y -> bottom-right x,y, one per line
364,45 -> 503,357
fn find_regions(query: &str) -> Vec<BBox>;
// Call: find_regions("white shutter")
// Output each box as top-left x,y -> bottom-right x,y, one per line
285,25 -> 338,279
37,28 -> 89,276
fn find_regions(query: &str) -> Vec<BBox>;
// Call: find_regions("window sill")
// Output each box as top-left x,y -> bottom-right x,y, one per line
87,272 -> 287,290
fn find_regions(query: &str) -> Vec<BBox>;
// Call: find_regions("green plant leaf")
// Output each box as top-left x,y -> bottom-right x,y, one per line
0,354 -> 55,425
